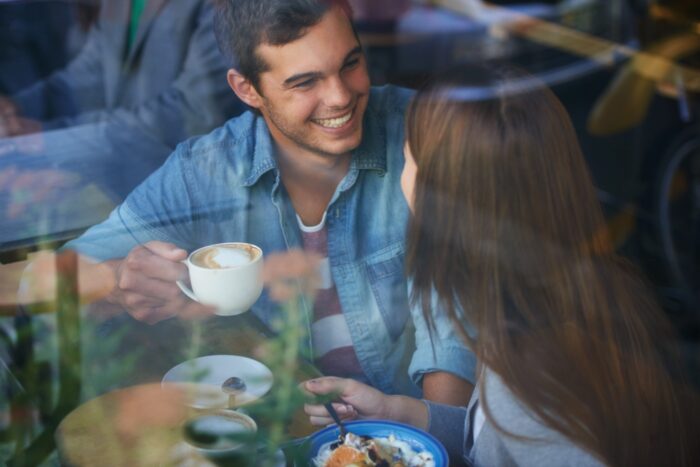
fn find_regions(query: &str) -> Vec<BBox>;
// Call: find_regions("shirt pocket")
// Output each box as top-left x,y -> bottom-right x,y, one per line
365,245 -> 410,341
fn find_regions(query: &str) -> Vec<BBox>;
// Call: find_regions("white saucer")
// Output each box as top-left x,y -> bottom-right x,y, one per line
162,355 -> 273,409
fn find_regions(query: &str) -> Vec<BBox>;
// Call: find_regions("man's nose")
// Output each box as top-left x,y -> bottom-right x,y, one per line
323,76 -> 352,109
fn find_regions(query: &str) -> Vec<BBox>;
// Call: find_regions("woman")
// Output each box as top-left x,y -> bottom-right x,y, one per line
304,64 -> 698,466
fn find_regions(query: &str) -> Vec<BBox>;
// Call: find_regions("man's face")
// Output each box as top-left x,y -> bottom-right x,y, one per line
254,7 -> 370,158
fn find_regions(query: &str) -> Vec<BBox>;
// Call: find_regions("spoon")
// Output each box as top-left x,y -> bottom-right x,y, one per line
221,376 -> 246,408
324,402 -> 348,441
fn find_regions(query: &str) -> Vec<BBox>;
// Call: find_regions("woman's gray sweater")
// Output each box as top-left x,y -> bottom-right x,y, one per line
425,370 -> 604,466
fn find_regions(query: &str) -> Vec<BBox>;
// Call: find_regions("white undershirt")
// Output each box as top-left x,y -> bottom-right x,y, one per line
296,213 -> 332,289
474,403 -> 486,441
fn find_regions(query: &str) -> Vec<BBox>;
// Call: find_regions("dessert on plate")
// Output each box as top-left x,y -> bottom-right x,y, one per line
313,432 -> 435,467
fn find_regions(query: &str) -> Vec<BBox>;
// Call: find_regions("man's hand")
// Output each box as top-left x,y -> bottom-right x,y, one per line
0,95 -> 20,138
108,241 -> 214,323
0,96 -> 40,138
303,377 -> 429,429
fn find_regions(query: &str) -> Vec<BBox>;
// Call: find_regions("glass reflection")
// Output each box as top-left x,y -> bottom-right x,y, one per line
0,1 -> 697,465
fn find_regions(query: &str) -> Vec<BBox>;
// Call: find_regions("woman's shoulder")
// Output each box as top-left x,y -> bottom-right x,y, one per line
473,370 -> 603,467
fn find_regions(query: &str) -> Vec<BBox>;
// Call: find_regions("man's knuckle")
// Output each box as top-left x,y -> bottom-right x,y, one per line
124,295 -> 141,308
118,275 -> 132,290
127,252 -> 144,267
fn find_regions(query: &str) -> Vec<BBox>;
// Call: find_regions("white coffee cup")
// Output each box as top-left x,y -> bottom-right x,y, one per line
176,242 -> 263,316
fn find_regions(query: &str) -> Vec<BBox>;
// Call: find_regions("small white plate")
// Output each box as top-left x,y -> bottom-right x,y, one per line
162,355 -> 273,409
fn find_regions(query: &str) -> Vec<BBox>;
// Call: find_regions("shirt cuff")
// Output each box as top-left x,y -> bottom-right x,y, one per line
410,344 -> 478,387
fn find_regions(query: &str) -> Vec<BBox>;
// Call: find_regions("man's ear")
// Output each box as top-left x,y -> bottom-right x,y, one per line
227,69 -> 263,109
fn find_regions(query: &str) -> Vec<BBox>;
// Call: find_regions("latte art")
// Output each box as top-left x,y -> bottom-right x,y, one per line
192,245 -> 258,269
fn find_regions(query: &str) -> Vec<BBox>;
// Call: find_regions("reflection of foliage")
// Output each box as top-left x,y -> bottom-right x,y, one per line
0,252 -> 144,466
252,296 -> 309,465
1,255 -> 320,466
80,317 -> 143,401
2,252 -> 84,465
212,295 -> 314,466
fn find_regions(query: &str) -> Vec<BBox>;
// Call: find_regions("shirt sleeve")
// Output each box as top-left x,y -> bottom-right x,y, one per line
424,400 -> 470,465
15,1 -> 240,149
63,142 -> 199,261
64,2 -> 239,148
12,12 -> 106,121
408,286 -> 477,386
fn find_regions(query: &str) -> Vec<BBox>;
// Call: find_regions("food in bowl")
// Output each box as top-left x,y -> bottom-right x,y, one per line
313,432 -> 435,467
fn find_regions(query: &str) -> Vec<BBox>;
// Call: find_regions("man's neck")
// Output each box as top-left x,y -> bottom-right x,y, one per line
275,145 -> 351,227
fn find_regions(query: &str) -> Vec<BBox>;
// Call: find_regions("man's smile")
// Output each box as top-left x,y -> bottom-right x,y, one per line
312,108 -> 354,129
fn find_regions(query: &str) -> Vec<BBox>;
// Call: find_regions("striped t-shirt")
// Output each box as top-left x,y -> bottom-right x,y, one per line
297,213 -> 366,380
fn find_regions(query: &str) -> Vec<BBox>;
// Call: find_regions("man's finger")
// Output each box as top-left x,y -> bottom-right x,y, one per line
118,274 -> 184,301
127,252 -> 188,283
120,291 -> 170,310
143,241 -> 188,261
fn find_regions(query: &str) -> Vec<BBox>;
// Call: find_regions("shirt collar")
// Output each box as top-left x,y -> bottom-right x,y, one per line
349,101 -> 388,174
243,115 -> 278,187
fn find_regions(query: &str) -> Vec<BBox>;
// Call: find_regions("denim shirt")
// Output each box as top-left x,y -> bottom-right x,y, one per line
66,85 -> 475,395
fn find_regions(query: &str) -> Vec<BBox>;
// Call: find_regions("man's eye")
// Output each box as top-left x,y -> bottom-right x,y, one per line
343,58 -> 360,70
295,79 -> 316,89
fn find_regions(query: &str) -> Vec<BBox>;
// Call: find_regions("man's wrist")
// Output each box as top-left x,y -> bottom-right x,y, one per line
102,259 -> 123,305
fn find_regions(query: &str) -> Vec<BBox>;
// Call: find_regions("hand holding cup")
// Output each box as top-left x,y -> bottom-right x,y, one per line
110,241 -> 214,323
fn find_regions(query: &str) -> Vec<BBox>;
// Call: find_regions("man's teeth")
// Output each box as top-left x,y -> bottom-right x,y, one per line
315,112 -> 352,129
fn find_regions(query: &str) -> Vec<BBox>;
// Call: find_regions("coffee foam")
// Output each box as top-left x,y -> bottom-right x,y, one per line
192,244 -> 258,269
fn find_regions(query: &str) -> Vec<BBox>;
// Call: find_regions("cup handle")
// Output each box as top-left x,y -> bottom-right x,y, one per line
175,260 -> 199,303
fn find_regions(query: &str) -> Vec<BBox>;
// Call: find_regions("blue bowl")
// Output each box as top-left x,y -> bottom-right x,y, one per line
304,419 -> 448,466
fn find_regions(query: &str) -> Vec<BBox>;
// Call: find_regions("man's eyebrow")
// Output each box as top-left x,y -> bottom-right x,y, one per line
282,46 -> 363,88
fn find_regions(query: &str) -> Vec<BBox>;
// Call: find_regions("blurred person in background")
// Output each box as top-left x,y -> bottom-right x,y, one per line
303,63 -> 699,466
0,0 -> 99,94
0,0 -> 241,221
348,0 -> 411,84
349,0 -> 410,31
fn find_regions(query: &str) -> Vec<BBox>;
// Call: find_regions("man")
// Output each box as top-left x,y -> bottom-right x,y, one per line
61,0 -> 474,401
0,0 -> 241,242
0,0 -> 237,144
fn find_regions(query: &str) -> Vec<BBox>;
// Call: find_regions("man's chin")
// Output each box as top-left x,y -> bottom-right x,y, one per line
316,132 -> 363,157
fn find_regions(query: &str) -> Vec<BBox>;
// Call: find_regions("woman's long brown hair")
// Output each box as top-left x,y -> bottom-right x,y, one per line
405,64 -> 698,466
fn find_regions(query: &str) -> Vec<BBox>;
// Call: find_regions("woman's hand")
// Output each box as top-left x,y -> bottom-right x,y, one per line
303,377 -> 430,429
303,377 -> 390,426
